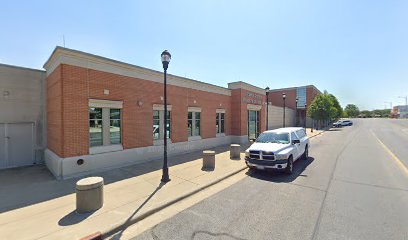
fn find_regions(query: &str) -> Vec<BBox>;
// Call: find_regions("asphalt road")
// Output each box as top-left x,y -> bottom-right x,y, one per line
131,119 -> 408,240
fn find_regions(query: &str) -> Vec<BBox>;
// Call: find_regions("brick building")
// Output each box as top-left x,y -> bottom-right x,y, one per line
43,47 -> 268,178
0,47 -> 321,178
266,85 -> 321,128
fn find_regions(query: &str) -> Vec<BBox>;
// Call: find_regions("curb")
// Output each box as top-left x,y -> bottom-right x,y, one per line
308,127 -> 330,139
101,165 -> 249,239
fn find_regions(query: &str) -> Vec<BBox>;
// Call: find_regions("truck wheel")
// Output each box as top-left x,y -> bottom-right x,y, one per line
303,146 -> 309,160
285,156 -> 294,174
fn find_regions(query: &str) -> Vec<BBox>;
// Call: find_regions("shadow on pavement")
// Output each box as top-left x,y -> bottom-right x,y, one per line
106,182 -> 166,240
58,210 -> 95,226
246,157 -> 315,183
0,144 -> 237,214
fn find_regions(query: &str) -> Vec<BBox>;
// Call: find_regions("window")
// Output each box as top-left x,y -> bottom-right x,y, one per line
248,110 -> 260,139
188,112 -> 193,137
216,112 -> 225,134
89,107 -> 121,147
256,132 -> 289,144
296,87 -> 307,108
89,108 -> 103,147
153,110 -> 160,140
291,132 -> 299,141
188,109 -> 201,137
296,129 -> 306,139
153,110 -> 171,140
195,112 -> 200,136
110,109 -> 121,144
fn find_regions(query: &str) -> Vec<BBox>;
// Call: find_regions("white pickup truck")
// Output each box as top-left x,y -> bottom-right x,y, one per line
245,127 -> 310,174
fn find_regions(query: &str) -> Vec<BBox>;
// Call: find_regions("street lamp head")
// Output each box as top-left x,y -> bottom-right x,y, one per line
265,86 -> 270,92
282,93 -> 286,99
161,50 -> 171,70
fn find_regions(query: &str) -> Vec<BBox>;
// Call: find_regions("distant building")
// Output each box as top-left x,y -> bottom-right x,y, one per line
392,105 -> 408,118
266,85 -> 321,128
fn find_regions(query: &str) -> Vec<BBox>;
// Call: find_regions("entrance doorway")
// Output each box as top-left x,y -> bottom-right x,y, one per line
248,110 -> 260,140
0,123 -> 35,169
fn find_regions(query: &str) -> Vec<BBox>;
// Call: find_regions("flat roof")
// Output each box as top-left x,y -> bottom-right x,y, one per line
0,63 -> 45,73
267,85 -> 321,94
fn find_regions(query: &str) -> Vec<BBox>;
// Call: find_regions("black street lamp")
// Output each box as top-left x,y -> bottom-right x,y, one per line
282,93 -> 286,128
265,86 -> 270,131
161,50 -> 171,183
304,103 -> 307,129
295,97 -> 298,126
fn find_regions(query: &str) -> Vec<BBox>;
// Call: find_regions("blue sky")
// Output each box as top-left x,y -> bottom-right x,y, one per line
1,0 -> 407,110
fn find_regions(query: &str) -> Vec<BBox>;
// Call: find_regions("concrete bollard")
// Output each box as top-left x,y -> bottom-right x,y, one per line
76,177 -> 104,213
202,150 -> 216,170
230,144 -> 241,159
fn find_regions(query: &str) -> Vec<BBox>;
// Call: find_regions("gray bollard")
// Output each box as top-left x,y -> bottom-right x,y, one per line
76,177 -> 104,213
230,144 -> 241,159
202,150 -> 216,170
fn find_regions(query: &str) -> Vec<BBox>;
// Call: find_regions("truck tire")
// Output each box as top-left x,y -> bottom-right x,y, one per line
285,156 -> 294,174
303,146 -> 309,160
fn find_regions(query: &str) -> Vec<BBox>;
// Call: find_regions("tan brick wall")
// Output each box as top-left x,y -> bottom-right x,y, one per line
47,64 -> 234,158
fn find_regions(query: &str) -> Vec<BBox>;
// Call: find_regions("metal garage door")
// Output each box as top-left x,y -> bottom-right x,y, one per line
0,123 -> 35,169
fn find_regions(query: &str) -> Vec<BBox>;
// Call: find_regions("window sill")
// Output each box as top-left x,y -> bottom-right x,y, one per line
188,136 -> 202,141
216,133 -> 226,137
153,139 -> 173,146
90,144 -> 123,154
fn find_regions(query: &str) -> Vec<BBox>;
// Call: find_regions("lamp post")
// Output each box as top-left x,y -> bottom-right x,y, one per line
295,97 -> 298,126
265,87 -> 270,131
282,93 -> 286,128
304,103 -> 307,129
161,50 -> 171,183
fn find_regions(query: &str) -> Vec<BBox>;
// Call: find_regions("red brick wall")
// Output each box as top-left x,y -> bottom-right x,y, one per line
231,88 -> 266,136
47,64 -> 233,158
47,65 -> 63,156
306,86 -> 320,106
267,89 -> 297,110
231,89 -> 242,136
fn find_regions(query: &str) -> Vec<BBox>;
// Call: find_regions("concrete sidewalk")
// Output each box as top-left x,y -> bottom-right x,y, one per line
0,129 -> 327,240
305,127 -> 326,138
0,145 -> 247,240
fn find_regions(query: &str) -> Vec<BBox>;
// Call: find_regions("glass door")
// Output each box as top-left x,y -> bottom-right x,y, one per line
248,110 -> 260,140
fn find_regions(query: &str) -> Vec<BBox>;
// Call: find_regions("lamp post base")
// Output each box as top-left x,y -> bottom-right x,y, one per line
161,173 -> 171,183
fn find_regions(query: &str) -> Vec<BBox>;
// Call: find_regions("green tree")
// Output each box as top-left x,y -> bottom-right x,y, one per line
328,94 -> 343,119
308,94 -> 331,120
360,110 -> 372,118
307,91 -> 343,128
344,104 -> 360,118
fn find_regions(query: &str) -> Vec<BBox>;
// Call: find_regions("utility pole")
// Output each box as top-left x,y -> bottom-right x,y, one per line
398,96 -> 407,106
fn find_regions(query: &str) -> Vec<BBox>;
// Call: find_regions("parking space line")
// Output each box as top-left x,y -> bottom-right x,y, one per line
371,130 -> 408,176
